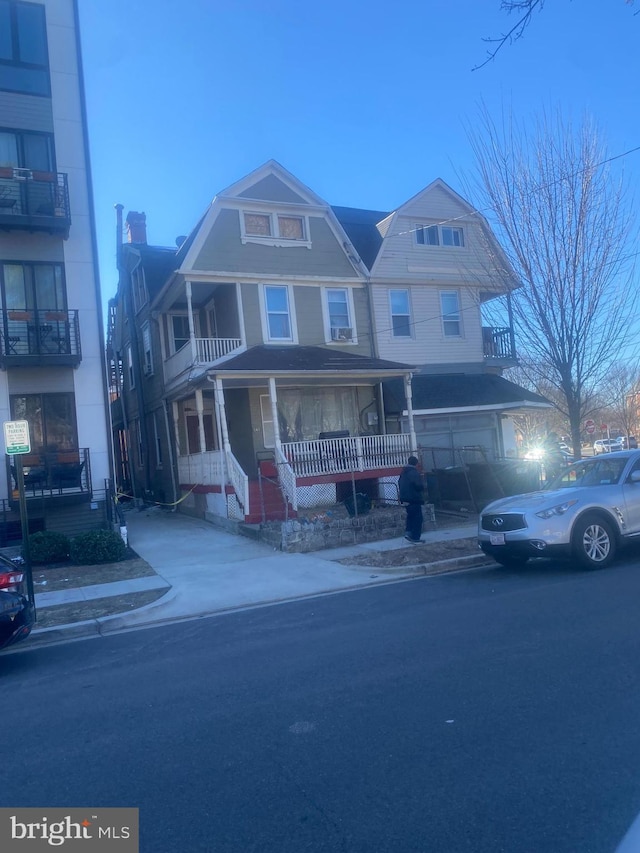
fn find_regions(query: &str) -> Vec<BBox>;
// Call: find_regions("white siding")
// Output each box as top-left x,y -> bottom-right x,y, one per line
373,282 -> 483,365
372,184 -> 509,290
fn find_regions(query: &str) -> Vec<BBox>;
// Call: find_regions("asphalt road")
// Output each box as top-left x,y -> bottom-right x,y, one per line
3,555 -> 640,853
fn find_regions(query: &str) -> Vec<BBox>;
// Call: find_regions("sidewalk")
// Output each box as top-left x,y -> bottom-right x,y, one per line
24,508 -> 487,647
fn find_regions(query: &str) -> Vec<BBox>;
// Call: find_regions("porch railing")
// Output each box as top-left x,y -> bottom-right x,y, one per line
482,326 -> 516,360
164,337 -> 243,385
196,337 -> 242,363
275,446 -> 298,510
177,450 -> 224,487
225,450 -> 249,513
6,447 -> 91,498
282,433 -> 411,478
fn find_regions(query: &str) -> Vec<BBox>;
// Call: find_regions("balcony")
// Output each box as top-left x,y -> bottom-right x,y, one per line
482,326 -> 517,365
0,309 -> 81,367
7,447 -> 92,505
0,168 -> 71,236
164,336 -> 243,386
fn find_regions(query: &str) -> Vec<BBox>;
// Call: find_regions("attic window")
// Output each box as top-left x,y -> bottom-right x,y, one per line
241,211 -> 311,248
416,224 -> 465,247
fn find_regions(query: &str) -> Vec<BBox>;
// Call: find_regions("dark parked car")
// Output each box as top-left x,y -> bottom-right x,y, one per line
0,553 -> 34,651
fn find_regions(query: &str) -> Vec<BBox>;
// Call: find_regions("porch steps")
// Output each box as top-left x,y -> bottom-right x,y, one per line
245,477 -> 296,524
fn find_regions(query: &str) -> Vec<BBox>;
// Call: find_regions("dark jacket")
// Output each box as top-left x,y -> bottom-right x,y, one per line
398,465 -> 425,504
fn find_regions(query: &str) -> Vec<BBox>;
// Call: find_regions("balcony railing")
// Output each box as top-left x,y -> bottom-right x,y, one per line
0,168 -> 71,235
164,336 -> 243,385
482,326 -> 517,361
7,448 -> 92,501
0,309 -> 81,366
283,433 -> 412,479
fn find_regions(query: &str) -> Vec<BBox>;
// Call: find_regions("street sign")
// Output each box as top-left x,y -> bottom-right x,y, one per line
3,420 -> 30,455
585,419 -> 596,435
600,423 -> 608,432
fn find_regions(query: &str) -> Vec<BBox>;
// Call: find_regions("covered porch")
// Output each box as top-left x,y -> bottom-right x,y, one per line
170,345 -> 417,521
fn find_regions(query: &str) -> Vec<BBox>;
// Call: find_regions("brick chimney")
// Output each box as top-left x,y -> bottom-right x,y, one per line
125,211 -> 147,244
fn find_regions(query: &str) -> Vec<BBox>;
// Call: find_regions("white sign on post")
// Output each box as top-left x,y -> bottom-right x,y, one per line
3,420 -> 31,455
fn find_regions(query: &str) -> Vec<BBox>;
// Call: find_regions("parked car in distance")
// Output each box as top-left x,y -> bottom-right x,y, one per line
620,436 -> 638,449
593,438 -> 623,454
478,449 -> 640,569
0,553 -> 34,652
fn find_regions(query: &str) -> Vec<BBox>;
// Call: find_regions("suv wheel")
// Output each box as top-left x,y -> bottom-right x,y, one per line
572,515 -> 616,569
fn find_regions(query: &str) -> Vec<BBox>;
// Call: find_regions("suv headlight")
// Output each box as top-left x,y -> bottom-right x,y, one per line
535,500 -> 578,519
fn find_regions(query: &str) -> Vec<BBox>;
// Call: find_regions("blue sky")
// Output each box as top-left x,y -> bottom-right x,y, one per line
77,0 -> 639,312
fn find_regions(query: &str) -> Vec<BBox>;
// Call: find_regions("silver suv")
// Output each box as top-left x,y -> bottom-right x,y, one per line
478,450 -> 640,569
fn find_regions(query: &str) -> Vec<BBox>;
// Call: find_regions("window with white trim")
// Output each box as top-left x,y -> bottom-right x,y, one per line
142,323 -> 153,376
241,211 -> 310,247
389,290 -> 412,338
264,285 -> 292,341
126,344 -> 134,388
169,314 -> 192,354
326,288 -> 354,342
440,291 -> 462,337
132,267 -> 148,313
416,224 -> 464,247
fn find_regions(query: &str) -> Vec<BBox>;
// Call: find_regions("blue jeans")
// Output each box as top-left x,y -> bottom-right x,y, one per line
405,503 -> 423,541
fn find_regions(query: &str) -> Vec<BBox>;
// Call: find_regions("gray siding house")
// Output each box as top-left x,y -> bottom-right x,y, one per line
109,162 -> 419,524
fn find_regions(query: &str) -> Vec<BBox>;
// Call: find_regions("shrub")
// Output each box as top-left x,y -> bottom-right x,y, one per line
70,530 -> 127,565
25,530 -> 71,565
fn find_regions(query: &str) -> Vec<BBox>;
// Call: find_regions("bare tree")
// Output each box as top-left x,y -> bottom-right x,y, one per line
474,1 -> 637,70
466,107 -> 637,460
597,363 -> 640,439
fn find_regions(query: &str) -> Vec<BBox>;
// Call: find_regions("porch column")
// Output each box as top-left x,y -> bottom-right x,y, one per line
507,289 -> 516,359
215,377 -> 231,453
195,389 -> 207,452
268,377 -> 282,455
171,401 -> 181,456
186,280 -> 197,363
212,378 -> 226,490
404,373 -> 417,453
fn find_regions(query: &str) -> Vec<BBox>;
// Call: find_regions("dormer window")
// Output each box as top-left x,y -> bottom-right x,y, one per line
416,224 -> 465,247
241,210 -> 310,248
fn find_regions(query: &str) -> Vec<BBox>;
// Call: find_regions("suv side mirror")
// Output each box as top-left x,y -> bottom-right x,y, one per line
630,471 -> 640,483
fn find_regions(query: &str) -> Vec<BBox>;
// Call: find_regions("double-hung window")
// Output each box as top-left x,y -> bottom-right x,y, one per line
0,1 -> 50,96
264,285 -> 292,341
440,291 -> 462,337
142,323 -> 153,375
416,224 -> 465,247
327,288 -> 353,341
389,290 -> 412,338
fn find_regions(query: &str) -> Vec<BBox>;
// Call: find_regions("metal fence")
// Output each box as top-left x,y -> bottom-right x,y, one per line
0,481 -> 119,546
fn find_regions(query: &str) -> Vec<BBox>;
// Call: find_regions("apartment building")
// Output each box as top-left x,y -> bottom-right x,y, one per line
0,0 -> 111,534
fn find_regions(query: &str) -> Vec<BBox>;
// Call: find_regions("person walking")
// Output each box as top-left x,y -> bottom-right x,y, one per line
398,455 -> 425,543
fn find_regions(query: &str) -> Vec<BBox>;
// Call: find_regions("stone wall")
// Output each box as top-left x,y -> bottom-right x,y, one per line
257,505 -> 433,553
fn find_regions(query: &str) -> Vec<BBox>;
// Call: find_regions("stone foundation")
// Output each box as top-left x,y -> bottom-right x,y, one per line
256,504 -> 435,553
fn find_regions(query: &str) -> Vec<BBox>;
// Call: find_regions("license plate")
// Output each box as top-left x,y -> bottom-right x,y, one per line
490,533 -> 506,545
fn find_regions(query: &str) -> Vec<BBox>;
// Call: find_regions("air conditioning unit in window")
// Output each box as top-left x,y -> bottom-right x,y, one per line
143,363 -> 153,376
331,327 -> 353,342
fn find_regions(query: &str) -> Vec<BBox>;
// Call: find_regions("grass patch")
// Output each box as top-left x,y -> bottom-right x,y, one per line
35,589 -> 167,628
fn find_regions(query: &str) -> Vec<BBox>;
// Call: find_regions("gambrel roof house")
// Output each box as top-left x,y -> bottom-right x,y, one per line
108,161 -> 548,527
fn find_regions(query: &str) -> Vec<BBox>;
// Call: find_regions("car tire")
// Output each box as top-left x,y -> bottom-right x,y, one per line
572,515 -> 617,569
493,554 -> 529,568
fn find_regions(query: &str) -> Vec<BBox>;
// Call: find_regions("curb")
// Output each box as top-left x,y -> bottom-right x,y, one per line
10,555 -> 495,651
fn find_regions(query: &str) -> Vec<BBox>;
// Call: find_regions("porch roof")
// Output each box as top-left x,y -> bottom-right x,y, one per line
209,345 -> 414,378
383,373 -> 552,415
